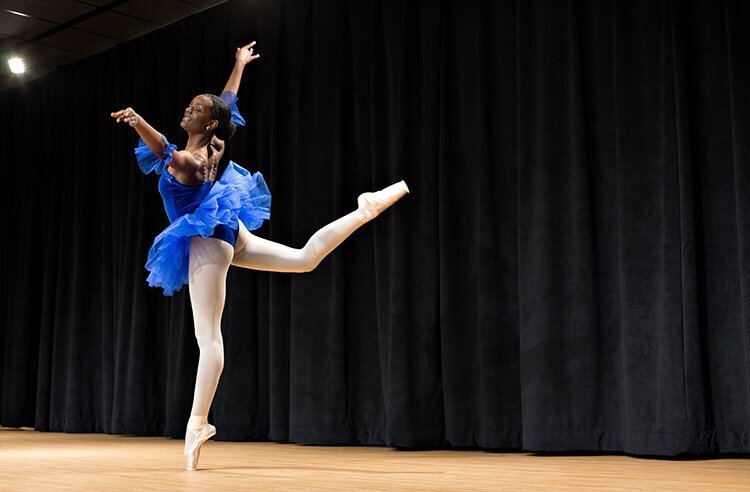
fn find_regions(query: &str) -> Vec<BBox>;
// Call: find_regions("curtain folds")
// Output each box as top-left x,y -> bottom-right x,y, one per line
0,0 -> 748,455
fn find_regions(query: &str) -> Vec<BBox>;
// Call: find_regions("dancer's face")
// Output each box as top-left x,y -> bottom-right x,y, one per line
180,95 -> 217,134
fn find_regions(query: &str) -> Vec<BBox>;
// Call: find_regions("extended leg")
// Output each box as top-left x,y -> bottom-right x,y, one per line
232,180 -> 409,272
185,236 -> 233,471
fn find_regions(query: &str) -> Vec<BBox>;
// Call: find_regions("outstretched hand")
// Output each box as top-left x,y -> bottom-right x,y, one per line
111,107 -> 140,127
235,41 -> 260,65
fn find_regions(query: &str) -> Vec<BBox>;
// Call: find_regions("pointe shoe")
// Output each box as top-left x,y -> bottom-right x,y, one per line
184,423 -> 216,471
357,180 -> 410,222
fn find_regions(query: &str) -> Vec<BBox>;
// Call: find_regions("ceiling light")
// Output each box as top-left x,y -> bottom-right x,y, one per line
8,58 -> 25,74
3,9 -> 31,18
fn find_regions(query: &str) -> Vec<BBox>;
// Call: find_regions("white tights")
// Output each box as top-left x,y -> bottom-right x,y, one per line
184,179 -> 408,466
186,209 -> 368,423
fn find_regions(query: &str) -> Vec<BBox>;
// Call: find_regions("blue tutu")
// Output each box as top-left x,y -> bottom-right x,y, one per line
134,136 -> 271,296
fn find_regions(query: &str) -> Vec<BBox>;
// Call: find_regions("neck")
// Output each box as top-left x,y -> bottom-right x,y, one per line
185,133 -> 211,153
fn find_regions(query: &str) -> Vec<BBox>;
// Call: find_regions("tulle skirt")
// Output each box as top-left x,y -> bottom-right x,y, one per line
145,161 -> 271,295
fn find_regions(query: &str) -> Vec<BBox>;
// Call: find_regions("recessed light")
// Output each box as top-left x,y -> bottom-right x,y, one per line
8,58 -> 25,74
3,9 -> 31,18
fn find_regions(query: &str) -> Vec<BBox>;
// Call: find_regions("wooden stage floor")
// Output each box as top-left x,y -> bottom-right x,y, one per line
2,427 -> 748,490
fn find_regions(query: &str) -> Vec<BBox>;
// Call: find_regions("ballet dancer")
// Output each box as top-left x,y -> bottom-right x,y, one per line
111,41 -> 409,470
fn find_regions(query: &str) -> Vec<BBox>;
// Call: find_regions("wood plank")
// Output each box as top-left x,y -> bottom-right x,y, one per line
1,427 -> 748,491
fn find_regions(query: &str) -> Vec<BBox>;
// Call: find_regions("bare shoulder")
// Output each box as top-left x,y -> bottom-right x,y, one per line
168,149 -> 206,185
170,149 -> 202,171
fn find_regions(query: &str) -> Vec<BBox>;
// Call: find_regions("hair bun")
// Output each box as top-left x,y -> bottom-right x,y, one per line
215,120 -> 236,141
205,93 -> 236,141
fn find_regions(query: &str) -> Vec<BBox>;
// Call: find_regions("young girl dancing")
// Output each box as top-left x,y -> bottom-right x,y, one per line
111,41 -> 409,470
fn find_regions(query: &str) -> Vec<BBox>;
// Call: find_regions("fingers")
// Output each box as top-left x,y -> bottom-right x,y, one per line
236,42 -> 260,64
112,107 -> 130,122
237,41 -> 258,55
111,107 -> 137,124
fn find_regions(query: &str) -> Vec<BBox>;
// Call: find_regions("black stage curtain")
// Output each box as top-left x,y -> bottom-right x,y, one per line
1,0 -> 749,455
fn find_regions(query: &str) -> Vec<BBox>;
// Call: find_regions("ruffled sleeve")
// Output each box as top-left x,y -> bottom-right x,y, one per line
220,90 -> 246,127
134,135 -> 177,175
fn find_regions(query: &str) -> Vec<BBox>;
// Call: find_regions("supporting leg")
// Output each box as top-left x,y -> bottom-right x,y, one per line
185,236 -> 233,471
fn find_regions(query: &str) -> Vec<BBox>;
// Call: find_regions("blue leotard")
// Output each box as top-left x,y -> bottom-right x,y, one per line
157,168 -> 240,246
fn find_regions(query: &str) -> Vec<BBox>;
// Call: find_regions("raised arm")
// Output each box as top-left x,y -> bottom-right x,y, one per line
210,41 -> 260,163
111,107 -> 166,157
223,41 -> 259,96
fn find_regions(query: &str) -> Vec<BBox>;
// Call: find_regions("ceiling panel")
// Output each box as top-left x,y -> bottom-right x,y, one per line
0,0 -> 95,23
41,27 -> 113,54
0,36 -> 15,52
113,0 -> 194,24
15,42 -> 77,67
0,0 -> 229,93
75,10 -> 153,39
0,9 -> 56,38
75,0 -> 116,5
182,0 -> 226,6
0,35 -> 28,53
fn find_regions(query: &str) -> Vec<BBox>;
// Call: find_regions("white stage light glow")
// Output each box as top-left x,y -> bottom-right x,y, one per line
8,57 -> 25,74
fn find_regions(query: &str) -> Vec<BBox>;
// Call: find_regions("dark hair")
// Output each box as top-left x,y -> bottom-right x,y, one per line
205,93 -> 236,141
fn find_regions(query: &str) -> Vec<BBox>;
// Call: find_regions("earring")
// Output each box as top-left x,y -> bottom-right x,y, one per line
206,126 -> 210,131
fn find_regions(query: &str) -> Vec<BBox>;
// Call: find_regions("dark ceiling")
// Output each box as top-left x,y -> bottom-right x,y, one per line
0,0 -> 227,93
